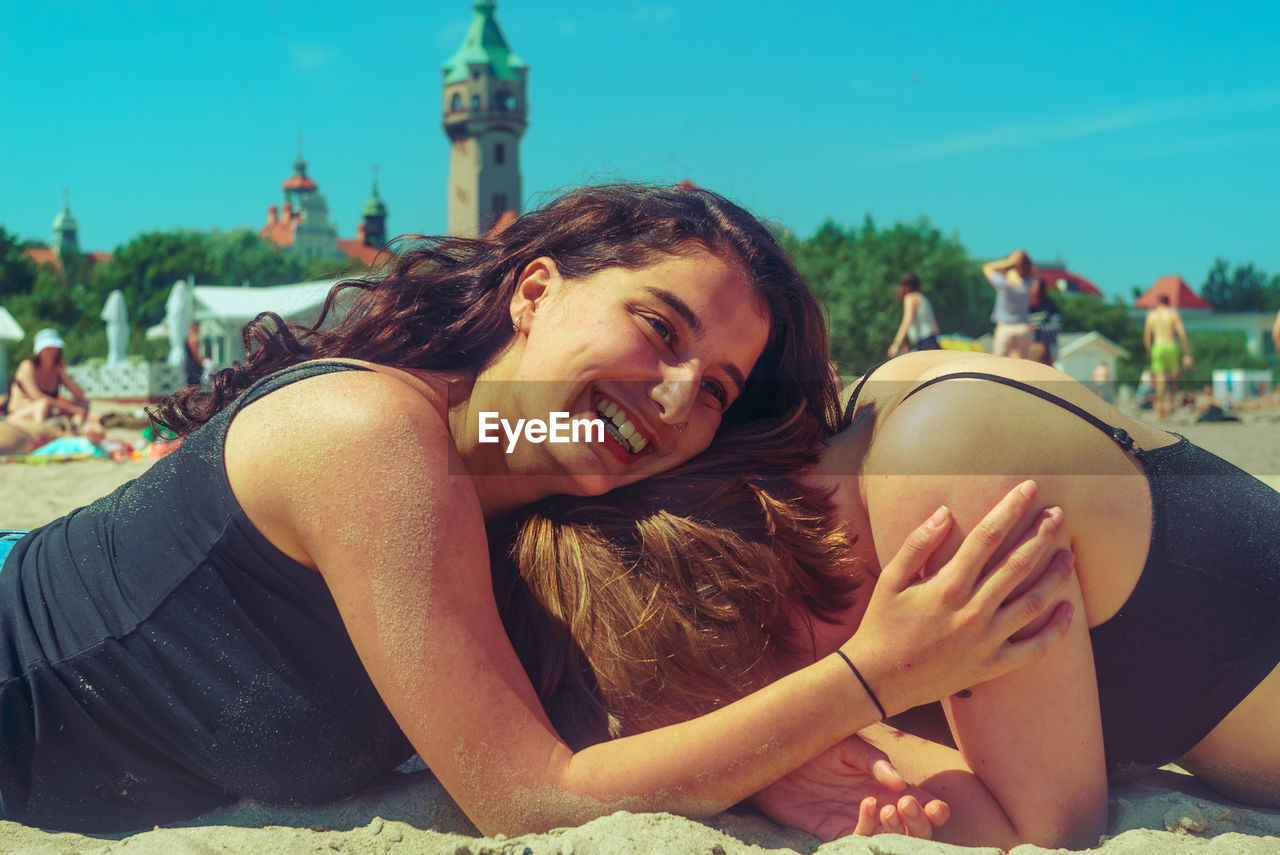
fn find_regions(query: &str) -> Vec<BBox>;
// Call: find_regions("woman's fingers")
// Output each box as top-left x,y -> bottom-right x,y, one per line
880,803 -> 907,836
836,735 -> 907,792
854,797 -> 880,837
896,795 -> 935,839
877,505 -> 954,593
991,550 -> 1076,669
924,798 -> 950,828
971,505 -> 1064,612
941,480 -> 1039,595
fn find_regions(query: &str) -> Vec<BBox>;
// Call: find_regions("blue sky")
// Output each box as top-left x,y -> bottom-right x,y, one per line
3,0 -> 1277,300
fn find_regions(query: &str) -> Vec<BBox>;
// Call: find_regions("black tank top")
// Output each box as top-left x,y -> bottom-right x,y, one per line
0,361 -> 413,831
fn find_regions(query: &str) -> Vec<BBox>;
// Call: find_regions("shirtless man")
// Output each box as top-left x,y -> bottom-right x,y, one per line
1143,296 -> 1192,419
7,328 -> 102,441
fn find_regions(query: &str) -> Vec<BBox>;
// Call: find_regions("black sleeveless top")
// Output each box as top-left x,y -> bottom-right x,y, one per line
0,361 -> 413,832
849,369 -> 1280,780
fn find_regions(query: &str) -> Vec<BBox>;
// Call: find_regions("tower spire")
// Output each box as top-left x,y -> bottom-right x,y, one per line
362,165 -> 389,248
52,187 -> 80,256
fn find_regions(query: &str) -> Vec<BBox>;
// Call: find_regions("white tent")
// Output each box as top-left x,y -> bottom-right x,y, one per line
148,279 -> 344,367
0,306 -> 25,392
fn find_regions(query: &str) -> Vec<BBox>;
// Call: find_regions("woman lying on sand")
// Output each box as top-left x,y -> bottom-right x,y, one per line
0,185 -> 1073,836
511,349 -> 1280,849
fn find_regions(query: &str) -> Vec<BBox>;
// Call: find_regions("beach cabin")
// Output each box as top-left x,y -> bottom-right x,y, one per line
1055,331 -> 1129,387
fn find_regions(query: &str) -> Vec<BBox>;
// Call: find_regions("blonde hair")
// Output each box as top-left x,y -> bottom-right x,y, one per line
501,421 -> 861,745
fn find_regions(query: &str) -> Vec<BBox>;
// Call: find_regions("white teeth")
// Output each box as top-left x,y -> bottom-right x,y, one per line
595,395 -> 647,454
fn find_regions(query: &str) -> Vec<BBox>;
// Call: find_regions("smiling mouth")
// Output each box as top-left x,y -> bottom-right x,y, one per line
594,394 -> 650,454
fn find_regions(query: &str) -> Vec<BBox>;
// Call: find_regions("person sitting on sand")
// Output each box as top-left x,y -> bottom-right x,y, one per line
512,348 -> 1280,849
0,184 -> 1074,837
6,329 -> 102,441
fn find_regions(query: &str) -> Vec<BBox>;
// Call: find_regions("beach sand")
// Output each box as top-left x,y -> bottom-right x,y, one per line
1,406 -> 1278,853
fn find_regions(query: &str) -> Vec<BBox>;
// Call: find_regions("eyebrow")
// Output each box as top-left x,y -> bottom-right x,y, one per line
642,286 -> 749,396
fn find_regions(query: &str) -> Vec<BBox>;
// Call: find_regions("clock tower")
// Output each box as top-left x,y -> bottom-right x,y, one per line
442,1 -> 528,236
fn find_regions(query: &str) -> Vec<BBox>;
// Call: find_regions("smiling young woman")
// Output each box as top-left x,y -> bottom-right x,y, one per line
0,184 -> 1073,836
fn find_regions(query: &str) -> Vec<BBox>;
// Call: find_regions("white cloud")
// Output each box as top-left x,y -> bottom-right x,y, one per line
884,89 -> 1280,165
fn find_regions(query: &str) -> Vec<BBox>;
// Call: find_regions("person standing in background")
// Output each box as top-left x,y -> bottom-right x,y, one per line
1027,278 -> 1063,366
887,272 -> 941,357
982,250 -> 1035,359
184,322 -> 204,387
1143,295 -> 1193,419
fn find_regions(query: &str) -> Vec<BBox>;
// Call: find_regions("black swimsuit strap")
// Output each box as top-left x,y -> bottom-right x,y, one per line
237,360 -> 374,411
902,371 -> 1139,454
843,360 -> 891,426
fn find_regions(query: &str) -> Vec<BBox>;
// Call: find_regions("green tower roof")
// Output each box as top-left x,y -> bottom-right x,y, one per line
52,189 -> 78,230
442,1 -> 526,85
362,168 -> 388,217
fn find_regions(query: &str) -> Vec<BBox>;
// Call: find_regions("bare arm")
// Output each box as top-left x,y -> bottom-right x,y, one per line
890,293 -> 921,357
56,364 -> 88,406
859,383 -> 1110,848
10,360 -> 43,404
982,252 -> 1018,282
228,370 -> 1074,836
1174,313 -> 1191,354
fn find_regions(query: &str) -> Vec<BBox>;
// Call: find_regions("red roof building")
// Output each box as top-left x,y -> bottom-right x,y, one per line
1134,275 -> 1212,310
1033,265 -> 1102,296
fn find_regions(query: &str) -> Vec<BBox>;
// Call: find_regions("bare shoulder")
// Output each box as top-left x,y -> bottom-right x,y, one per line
225,365 -> 470,568
859,356 -> 1156,603
866,355 -> 1135,477
232,365 -> 450,450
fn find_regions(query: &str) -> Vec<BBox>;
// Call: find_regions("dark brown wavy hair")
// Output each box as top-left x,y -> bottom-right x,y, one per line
150,183 -> 840,445
498,428 -> 861,747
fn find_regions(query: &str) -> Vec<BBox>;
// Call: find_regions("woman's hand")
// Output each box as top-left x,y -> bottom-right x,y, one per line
750,734 -> 949,841
842,481 -> 1075,717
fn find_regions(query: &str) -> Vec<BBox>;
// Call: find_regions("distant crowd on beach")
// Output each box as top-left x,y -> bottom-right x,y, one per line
889,247 -> 1280,420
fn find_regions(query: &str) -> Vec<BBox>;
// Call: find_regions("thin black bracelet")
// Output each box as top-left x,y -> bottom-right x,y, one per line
834,649 -> 886,721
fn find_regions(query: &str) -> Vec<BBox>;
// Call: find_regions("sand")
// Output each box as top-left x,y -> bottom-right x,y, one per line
1,406 -> 1278,853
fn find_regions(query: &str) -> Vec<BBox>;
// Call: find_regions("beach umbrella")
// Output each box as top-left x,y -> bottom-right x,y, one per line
165,278 -> 195,369
101,290 -> 130,366
0,305 -> 24,392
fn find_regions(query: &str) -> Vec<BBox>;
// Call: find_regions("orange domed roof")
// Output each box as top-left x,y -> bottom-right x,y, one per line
282,174 -> 317,191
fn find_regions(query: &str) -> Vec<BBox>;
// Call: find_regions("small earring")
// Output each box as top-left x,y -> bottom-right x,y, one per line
674,422 -> 687,433
512,313 -> 524,333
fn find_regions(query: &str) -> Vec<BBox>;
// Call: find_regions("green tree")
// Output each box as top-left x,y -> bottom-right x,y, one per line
1183,331 -> 1269,387
92,232 -> 217,328
205,229 -> 306,287
785,217 -> 988,376
1199,259 -> 1279,312
0,226 -> 38,300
